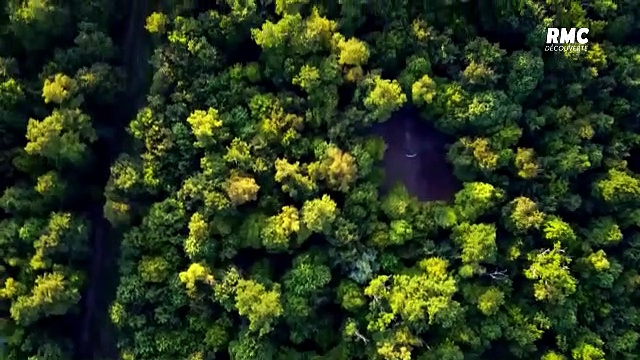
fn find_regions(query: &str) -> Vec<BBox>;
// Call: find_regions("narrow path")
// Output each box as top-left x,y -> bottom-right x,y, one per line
76,0 -> 152,358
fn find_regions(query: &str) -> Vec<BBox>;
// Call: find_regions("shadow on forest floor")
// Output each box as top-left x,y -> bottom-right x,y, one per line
370,107 -> 460,202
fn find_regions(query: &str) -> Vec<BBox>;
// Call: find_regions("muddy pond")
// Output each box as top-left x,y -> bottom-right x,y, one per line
370,107 -> 459,202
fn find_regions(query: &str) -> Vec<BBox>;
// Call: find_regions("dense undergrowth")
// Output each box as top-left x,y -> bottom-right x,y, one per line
1,1 -> 640,360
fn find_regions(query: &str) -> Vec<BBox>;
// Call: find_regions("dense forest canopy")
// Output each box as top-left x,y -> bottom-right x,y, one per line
0,0 -> 640,359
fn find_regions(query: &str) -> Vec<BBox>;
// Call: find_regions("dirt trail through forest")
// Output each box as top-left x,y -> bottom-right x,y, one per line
371,110 -> 459,202
77,0 -> 151,358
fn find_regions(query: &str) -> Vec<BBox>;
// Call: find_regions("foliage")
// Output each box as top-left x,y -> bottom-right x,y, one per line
1,1 -> 640,360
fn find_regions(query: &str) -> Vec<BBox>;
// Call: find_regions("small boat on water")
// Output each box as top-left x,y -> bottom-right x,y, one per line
404,118 -> 419,158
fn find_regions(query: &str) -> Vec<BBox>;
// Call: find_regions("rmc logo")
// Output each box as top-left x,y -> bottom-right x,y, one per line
545,28 -> 589,52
